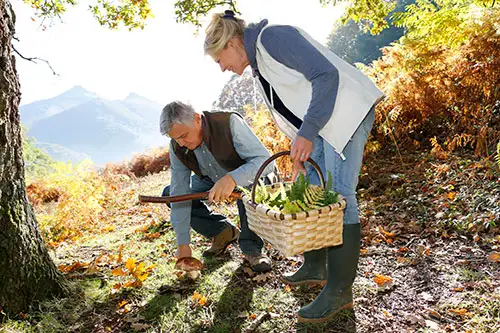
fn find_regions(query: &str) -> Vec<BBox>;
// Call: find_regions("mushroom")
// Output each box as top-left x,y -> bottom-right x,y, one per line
175,257 -> 204,280
175,257 -> 204,271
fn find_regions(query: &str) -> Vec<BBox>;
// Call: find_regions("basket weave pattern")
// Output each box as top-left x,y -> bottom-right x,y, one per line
243,183 -> 346,257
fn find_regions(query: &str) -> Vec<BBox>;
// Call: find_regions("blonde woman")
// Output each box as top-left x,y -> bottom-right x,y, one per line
204,10 -> 384,323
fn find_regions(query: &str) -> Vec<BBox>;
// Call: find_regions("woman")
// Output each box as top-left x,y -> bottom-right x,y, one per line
204,10 -> 384,323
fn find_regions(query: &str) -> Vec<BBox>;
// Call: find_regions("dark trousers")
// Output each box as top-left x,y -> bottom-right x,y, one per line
162,175 -> 264,255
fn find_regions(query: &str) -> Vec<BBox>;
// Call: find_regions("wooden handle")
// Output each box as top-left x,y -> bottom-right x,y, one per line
250,150 -> 325,204
138,191 -> 242,204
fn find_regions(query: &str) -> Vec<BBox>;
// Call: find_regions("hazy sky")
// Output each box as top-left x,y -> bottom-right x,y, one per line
13,0 -> 344,110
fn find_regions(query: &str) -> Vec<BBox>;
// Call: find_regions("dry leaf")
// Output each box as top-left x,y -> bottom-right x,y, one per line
117,245 -> 124,264
373,274 -> 393,287
130,323 -> 151,331
125,258 -> 137,271
198,295 -> 208,306
243,266 -> 255,276
249,313 -> 257,320
487,252 -> 500,263
451,287 -> 463,292
253,273 -> 270,283
448,308 -> 471,317
360,248 -> 368,255
118,300 -> 128,308
378,225 -> 396,238
112,268 -> 128,276
284,285 -> 291,292
447,192 -> 456,200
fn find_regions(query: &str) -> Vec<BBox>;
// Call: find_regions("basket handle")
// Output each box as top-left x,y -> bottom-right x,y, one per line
251,150 -> 325,204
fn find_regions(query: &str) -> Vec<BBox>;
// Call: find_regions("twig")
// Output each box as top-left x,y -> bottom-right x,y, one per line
244,312 -> 271,332
12,44 -> 58,76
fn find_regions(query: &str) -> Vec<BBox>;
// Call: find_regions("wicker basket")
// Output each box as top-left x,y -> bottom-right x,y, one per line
243,151 -> 346,257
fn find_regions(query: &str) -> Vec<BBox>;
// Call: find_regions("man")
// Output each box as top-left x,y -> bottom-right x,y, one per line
160,101 -> 273,272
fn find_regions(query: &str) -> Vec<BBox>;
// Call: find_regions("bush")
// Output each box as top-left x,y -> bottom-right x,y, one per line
364,9 -> 500,156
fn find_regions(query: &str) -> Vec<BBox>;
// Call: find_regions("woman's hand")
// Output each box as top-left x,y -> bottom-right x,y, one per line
291,160 -> 307,181
208,174 -> 236,203
290,136 -> 313,163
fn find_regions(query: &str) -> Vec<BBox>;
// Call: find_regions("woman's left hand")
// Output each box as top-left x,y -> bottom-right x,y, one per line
290,136 -> 313,163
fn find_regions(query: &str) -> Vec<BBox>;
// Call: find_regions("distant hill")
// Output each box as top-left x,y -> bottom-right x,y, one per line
20,86 -> 166,165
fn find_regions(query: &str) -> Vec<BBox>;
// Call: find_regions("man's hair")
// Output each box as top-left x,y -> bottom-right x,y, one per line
159,101 -> 197,136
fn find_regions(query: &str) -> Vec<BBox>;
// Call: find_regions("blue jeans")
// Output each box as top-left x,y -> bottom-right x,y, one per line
305,107 -> 375,225
162,175 -> 264,255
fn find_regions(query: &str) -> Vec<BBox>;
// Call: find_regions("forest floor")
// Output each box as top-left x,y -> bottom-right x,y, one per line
1,151 -> 499,333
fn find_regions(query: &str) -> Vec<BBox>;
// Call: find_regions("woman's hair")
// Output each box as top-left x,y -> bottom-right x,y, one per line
159,101 -> 197,136
204,10 -> 246,57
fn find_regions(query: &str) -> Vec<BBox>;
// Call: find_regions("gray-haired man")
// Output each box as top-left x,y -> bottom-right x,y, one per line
160,101 -> 273,272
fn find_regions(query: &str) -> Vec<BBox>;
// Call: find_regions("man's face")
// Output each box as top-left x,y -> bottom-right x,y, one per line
168,113 -> 203,150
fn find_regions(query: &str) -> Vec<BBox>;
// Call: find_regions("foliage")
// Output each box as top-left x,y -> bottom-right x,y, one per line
392,0 -> 499,47
26,0 -> 153,30
22,128 -> 56,183
364,8 -> 500,156
104,147 -> 171,178
496,141 -> 500,167
327,0 -> 412,65
244,105 -> 293,178
31,161 -> 120,246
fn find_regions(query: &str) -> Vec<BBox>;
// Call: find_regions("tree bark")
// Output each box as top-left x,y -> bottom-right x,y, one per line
0,0 -> 68,316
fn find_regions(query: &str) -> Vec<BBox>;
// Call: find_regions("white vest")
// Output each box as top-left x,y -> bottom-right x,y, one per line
255,25 -> 384,158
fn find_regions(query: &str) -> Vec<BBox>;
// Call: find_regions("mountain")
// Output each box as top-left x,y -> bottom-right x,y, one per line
20,86 -> 99,128
20,87 -> 166,165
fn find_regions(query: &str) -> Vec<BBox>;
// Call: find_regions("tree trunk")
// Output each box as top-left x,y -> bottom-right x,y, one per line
0,0 -> 68,316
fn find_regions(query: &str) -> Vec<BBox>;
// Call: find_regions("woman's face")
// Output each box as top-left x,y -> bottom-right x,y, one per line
214,37 -> 249,75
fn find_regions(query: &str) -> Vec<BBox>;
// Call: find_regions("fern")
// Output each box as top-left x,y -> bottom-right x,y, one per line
288,172 -> 310,202
496,141 -> 500,168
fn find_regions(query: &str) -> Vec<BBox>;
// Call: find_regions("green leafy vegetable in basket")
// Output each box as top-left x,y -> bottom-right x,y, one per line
240,172 -> 339,214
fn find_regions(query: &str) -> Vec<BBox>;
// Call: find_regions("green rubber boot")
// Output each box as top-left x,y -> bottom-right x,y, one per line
281,248 -> 327,286
297,224 -> 360,323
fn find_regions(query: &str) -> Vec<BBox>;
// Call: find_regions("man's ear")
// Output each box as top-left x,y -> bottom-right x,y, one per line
194,112 -> 201,124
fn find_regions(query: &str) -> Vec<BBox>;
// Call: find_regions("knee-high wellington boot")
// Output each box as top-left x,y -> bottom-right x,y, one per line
281,248 -> 327,286
297,224 -> 360,323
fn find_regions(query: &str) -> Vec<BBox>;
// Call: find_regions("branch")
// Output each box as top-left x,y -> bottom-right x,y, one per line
11,44 -> 58,76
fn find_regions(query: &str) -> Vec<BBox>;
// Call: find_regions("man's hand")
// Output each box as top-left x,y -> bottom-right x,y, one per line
176,244 -> 192,259
291,160 -> 307,181
208,174 -> 236,203
290,136 -> 313,163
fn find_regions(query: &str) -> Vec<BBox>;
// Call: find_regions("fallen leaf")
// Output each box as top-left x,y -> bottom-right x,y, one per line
448,308 -> 472,317
373,274 -> 393,287
378,225 -> 396,238
125,258 -> 137,272
112,268 -> 127,277
360,248 -> 368,255
284,285 -> 291,292
487,252 -> 500,263
382,309 -> 392,318
130,323 -> 151,331
253,273 -> 270,283
249,313 -> 257,320
118,300 -> 128,308
447,192 -> 456,200
426,309 -> 442,320
451,287 -> 463,292
398,247 -> 409,252
243,266 -> 255,276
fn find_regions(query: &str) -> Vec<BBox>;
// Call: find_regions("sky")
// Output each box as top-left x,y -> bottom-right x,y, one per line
13,0 -> 345,110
